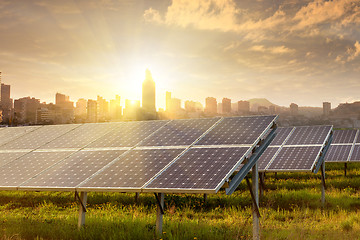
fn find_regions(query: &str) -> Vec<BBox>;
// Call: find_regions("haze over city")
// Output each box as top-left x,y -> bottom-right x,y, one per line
1,0 -> 360,108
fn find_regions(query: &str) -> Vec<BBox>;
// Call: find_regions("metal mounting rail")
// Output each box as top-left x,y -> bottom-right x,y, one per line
313,131 -> 333,174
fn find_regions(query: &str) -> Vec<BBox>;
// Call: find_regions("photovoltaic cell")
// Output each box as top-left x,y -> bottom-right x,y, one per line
20,150 -> 126,189
78,149 -> 184,190
86,120 -> 168,148
41,123 -> 123,149
350,145 -> 360,161
0,126 -> 41,147
145,147 -> 249,191
267,146 -> 322,171
324,145 -> 352,162
257,147 -> 279,171
0,151 -> 76,188
0,151 -> 31,167
0,124 -> 79,150
196,115 -> 276,145
332,129 -> 357,144
285,126 -> 332,145
139,118 -> 219,146
270,127 -> 293,146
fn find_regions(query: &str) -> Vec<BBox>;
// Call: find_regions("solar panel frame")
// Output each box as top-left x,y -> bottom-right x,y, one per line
0,126 -> 42,147
324,145 -> 352,162
269,127 -> 294,146
331,129 -> 358,144
284,125 -> 332,146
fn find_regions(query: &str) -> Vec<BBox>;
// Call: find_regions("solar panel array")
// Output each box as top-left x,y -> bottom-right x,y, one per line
324,129 -> 360,162
0,115 -> 277,194
257,125 -> 332,172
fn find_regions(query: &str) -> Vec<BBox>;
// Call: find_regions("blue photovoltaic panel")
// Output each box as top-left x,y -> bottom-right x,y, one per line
139,118 -> 219,146
257,147 -> 279,171
332,129 -> 357,144
284,126 -> 332,145
41,123 -> 123,149
350,145 -> 360,161
20,150 -> 126,190
195,115 -> 276,145
0,151 -> 76,188
78,149 -> 184,190
145,147 -> 249,191
270,127 -> 293,146
267,146 -> 322,171
0,126 -> 41,147
0,124 -> 78,150
86,120 -> 168,148
324,145 -> 352,162
0,151 -> 30,167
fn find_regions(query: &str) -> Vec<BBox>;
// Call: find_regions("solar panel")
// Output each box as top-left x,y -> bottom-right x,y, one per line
195,115 -> 276,145
270,127 -> 293,146
332,129 -> 357,144
266,146 -> 322,171
0,124 -> 79,150
350,145 -> 360,161
0,151 -> 31,167
257,147 -> 279,171
41,123 -> 123,149
139,118 -> 220,146
324,145 -> 352,162
86,120 -> 169,148
20,150 -> 126,190
78,149 -> 184,191
144,147 -> 250,192
0,151 -> 76,189
285,126 -> 332,145
0,126 -> 41,147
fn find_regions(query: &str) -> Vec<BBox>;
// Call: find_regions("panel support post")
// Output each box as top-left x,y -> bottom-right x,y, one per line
259,172 -> 265,199
252,163 -> 260,240
155,193 -> 165,236
321,162 -> 326,208
77,192 -> 87,229
344,163 -> 347,177
203,194 -> 208,202
135,192 -> 140,203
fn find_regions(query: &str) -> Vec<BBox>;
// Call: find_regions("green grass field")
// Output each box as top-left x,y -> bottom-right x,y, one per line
1,163 -> 360,239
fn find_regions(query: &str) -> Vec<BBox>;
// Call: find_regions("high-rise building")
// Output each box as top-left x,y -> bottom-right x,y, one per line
290,103 -> 298,116
222,98 -> 231,114
87,100 -> 97,122
142,69 -> 156,113
205,97 -> 217,115
323,102 -> 331,116
237,100 -> 250,114
166,92 -> 171,112
97,95 -> 109,122
55,93 -> 74,123
75,98 -> 87,116
1,83 -> 12,123
123,99 -> 140,120
14,97 -> 40,124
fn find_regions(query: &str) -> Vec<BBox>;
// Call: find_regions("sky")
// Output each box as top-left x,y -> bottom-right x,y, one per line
0,0 -> 360,109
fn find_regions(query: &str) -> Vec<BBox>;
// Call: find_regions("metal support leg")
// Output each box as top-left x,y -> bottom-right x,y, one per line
77,192 -> 87,229
259,172 -> 265,199
155,193 -> 164,235
344,163 -> 347,176
252,164 -> 260,240
203,194 -> 208,202
135,192 -> 140,203
321,162 -> 326,208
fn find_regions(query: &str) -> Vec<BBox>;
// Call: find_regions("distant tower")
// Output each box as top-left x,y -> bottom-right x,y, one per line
142,69 -> 156,113
323,102 -> 331,116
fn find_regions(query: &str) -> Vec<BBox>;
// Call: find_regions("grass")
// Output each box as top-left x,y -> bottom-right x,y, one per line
1,163 -> 360,239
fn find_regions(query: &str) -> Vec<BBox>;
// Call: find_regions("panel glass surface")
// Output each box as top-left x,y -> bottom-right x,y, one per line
332,130 -> 357,144
350,145 -> 360,161
0,151 -> 30,167
267,146 -> 322,171
196,115 -> 276,145
21,150 -> 126,189
0,126 -> 41,147
0,124 -> 78,150
324,145 -> 352,162
0,151 -> 75,188
270,127 -> 293,146
41,123 -> 123,149
284,126 -> 332,145
145,147 -> 249,190
79,149 -> 184,189
139,118 -> 219,146
257,147 -> 279,171
86,120 -> 168,148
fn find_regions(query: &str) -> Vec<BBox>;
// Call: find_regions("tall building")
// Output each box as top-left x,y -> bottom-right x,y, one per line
166,92 -> 172,112
237,100 -> 250,114
142,69 -> 156,113
323,102 -> 331,116
123,99 -> 140,120
290,103 -> 298,116
205,97 -> 217,115
14,97 -> 40,124
87,100 -> 97,122
55,93 -> 74,124
1,83 -> 12,123
110,95 -> 122,120
222,98 -> 231,114
75,98 -> 87,116
97,95 -> 109,122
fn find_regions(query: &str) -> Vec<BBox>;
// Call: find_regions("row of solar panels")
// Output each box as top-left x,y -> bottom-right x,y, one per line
0,116 -> 277,193
324,129 -> 360,162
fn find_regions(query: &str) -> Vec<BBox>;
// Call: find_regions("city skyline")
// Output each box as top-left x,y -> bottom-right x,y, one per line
1,1 -> 360,108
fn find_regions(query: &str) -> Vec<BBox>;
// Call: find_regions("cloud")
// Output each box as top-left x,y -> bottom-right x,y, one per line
143,7 -> 163,24
347,41 -> 360,61
250,45 -> 295,54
